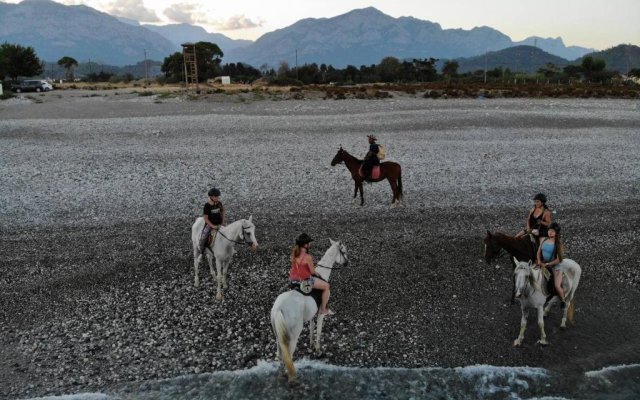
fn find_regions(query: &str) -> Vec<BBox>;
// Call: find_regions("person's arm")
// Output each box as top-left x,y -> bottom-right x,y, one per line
536,241 -> 543,266
307,255 -> 317,276
526,208 -> 534,231
203,214 -> 217,229
540,210 -> 551,227
544,249 -> 560,268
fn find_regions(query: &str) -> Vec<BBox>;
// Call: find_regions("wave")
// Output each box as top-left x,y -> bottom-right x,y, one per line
21,361 -> 640,400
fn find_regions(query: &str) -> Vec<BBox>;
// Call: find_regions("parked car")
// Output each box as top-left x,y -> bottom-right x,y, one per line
12,80 -> 53,93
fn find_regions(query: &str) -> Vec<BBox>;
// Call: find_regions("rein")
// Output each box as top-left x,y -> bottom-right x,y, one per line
316,247 -> 348,270
216,224 -> 253,246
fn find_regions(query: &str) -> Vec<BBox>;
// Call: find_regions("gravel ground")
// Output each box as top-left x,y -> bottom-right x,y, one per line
1,92 -> 639,399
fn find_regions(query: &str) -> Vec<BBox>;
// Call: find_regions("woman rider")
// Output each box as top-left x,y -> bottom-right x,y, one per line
199,188 -> 225,253
537,222 -> 566,308
362,134 -> 380,178
517,193 -> 552,242
289,233 -> 333,316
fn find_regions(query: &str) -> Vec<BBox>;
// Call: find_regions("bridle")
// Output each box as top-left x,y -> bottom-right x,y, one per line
317,245 -> 348,270
217,223 -> 254,246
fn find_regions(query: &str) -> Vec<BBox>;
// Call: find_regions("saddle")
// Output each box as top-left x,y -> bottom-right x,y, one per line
289,276 -> 326,309
358,165 -> 380,180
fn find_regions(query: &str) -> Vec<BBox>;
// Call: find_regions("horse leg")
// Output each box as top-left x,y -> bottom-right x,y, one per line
222,259 -> 230,290
388,177 -> 399,208
513,306 -> 528,346
352,182 -> 359,205
206,250 -> 216,284
315,314 -> 325,356
215,258 -> 223,302
544,296 -> 558,317
359,181 -> 365,206
536,306 -> 549,345
309,318 -> 315,348
193,247 -> 201,287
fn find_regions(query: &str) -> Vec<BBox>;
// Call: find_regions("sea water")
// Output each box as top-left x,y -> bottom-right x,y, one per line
22,361 -> 640,400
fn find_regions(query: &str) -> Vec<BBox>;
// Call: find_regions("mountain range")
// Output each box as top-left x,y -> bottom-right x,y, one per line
0,0 -> 616,70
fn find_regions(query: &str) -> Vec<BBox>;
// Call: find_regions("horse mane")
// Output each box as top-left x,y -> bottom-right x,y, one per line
340,148 -> 361,163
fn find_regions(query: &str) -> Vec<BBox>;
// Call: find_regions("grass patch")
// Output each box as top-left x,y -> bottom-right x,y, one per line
137,91 -> 154,97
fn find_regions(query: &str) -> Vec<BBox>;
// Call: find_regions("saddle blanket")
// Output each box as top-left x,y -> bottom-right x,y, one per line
358,165 -> 380,180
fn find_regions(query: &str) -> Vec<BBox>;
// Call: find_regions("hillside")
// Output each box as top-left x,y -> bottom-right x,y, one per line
455,46 -> 570,74
143,24 -> 252,54
0,0 -> 176,65
577,44 -> 640,73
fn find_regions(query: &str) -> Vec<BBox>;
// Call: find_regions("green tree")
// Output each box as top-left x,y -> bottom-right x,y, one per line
161,52 -> 184,83
538,63 -> 560,78
161,42 -> 224,83
442,60 -> 459,80
194,41 -> 224,81
0,42 -> 43,81
581,56 -> 606,80
377,57 -> 402,82
57,56 -> 78,81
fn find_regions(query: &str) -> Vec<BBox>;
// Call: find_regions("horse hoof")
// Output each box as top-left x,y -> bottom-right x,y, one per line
513,340 -> 522,347
560,324 -> 567,330
537,340 -> 549,346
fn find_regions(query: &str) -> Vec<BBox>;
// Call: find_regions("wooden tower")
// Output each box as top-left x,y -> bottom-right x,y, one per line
181,42 -> 199,92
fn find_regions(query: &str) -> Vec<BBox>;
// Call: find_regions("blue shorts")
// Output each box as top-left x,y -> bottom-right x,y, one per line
290,277 -> 315,286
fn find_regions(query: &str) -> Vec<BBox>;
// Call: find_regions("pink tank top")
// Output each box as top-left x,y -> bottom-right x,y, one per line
289,254 -> 312,281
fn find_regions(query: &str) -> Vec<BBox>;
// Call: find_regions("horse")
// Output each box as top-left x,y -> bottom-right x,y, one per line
191,217 -> 258,302
330,147 -> 403,207
270,239 -> 348,382
512,257 -> 582,346
484,230 -> 537,303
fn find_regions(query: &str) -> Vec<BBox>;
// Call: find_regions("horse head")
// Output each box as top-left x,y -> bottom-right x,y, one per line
330,147 -> 345,166
483,230 -> 502,264
241,216 -> 258,250
513,258 -> 534,298
330,238 -> 349,267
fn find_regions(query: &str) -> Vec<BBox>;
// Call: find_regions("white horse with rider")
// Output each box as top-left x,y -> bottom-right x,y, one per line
191,216 -> 258,302
270,239 -> 348,382
512,257 -> 581,346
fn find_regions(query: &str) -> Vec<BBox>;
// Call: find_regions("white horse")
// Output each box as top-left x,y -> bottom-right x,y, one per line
270,239 -> 348,382
512,257 -> 581,346
191,217 -> 258,302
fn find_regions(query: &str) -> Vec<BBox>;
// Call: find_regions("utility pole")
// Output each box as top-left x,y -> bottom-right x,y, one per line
144,49 -> 149,86
295,49 -> 299,80
484,52 -> 487,84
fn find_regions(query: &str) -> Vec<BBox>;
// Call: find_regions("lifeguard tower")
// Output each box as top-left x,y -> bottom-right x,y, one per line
181,42 -> 199,92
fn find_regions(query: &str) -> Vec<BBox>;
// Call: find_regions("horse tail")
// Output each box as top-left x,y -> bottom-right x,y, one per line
397,168 -> 403,199
567,297 -> 576,325
274,309 -> 296,380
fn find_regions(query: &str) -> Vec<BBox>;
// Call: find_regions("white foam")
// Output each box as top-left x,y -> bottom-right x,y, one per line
584,363 -> 640,378
21,394 -> 110,400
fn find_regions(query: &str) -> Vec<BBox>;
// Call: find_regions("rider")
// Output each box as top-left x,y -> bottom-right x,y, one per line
516,193 -> 552,243
537,222 -> 566,308
289,233 -> 333,316
199,188 -> 226,253
362,134 -> 381,178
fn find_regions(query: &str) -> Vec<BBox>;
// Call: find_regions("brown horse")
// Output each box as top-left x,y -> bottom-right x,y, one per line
330,147 -> 403,207
484,231 -> 537,304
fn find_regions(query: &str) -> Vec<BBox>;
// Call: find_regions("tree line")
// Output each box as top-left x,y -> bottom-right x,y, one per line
3,40 -> 639,86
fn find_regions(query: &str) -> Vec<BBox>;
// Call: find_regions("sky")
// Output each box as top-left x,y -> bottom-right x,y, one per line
6,0 -> 640,49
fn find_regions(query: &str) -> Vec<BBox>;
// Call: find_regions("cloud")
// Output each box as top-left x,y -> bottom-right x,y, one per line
215,15 -> 262,31
163,3 -> 199,24
105,0 -> 160,23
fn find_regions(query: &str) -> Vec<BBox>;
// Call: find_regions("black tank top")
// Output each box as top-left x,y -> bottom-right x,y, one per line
529,208 -> 548,236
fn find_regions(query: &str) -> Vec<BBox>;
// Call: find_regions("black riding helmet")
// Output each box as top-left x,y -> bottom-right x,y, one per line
548,222 -> 561,233
208,188 -> 221,197
533,193 -> 547,204
295,233 -> 313,246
